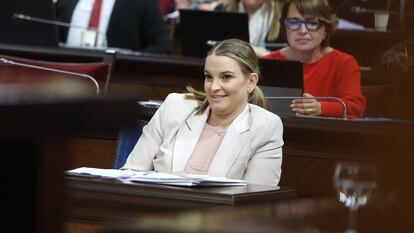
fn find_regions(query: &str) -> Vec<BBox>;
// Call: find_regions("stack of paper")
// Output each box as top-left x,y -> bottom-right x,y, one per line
126,172 -> 246,187
138,100 -> 163,108
66,167 -> 136,179
66,167 -> 246,187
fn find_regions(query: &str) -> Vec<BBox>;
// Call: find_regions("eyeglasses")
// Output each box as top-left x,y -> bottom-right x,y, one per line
284,18 -> 322,31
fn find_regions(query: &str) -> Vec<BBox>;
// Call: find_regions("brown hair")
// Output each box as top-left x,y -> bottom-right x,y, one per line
223,0 -> 282,41
186,39 -> 267,115
281,0 -> 337,48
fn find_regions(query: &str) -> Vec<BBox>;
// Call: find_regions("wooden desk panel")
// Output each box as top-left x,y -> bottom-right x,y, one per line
64,137 -> 117,170
331,29 -> 409,68
0,43 -> 105,63
65,177 -> 297,223
65,116 -> 413,200
108,53 -> 204,99
280,117 -> 412,197
99,196 -> 410,233
0,97 -> 138,233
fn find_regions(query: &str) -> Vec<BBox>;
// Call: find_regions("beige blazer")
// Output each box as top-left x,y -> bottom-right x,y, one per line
123,93 -> 284,186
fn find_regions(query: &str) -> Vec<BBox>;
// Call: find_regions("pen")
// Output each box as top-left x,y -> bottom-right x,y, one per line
67,172 -> 102,179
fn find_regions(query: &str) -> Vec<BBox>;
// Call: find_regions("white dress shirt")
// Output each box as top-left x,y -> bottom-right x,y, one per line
66,0 -> 115,48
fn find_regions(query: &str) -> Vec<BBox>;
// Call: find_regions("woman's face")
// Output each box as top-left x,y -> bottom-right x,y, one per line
285,4 -> 326,53
204,54 -> 255,119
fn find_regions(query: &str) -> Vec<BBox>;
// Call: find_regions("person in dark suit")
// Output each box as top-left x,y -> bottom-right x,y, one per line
55,0 -> 171,54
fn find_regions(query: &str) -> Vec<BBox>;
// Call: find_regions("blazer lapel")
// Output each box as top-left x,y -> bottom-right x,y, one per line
208,106 -> 251,177
172,108 -> 209,172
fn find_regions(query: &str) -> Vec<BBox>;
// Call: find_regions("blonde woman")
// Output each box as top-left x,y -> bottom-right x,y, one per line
216,0 -> 283,56
123,39 -> 283,186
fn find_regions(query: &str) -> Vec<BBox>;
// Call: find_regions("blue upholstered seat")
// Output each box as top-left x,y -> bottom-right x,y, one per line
113,120 -> 148,169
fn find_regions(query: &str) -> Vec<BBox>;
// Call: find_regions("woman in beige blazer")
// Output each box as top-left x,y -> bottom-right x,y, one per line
123,39 -> 283,186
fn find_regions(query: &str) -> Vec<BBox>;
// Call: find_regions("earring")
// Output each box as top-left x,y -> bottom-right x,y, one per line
247,88 -> 251,93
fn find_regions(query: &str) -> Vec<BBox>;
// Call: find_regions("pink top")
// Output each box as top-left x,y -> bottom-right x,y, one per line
184,123 -> 227,174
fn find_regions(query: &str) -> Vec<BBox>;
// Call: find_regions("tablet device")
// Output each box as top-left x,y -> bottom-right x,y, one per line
258,58 -> 304,117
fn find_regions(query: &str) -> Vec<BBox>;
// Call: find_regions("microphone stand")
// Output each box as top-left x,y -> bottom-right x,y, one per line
351,6 -> 414,16
13,13 -> 88,30
265,96 -> 348,120
0,58 -> 100,96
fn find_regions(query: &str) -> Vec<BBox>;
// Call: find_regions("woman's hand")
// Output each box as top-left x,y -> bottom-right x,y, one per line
290,93 -> 321,116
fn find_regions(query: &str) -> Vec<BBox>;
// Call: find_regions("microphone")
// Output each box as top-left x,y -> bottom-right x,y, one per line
12,13 -> 106,48
265,96 -> 348,120
0,57 -> 100,96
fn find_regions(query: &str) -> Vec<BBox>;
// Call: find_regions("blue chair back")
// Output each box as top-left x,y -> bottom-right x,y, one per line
113,120 -> 148,169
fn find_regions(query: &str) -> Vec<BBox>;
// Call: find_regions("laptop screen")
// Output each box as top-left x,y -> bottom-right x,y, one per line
178,9 -> 249,58
258,58 -> 304,117
0,0 -> 59,47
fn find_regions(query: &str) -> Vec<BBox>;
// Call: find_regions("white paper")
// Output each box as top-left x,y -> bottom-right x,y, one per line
66,167 -> 246,187
126,172 -> 246,187
66,167 -> 136,178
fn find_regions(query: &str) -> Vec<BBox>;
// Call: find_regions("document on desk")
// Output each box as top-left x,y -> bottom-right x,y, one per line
126,172 -> 247,187
66,167 -> 246,187
138,100 -> 163,108
66,167 -> 137,179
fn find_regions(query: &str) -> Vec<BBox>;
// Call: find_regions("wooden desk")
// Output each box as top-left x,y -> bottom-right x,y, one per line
0,42 -> 204,100
64,176 -> 297,223
110,52 -> 204,100
64,114 -> 413,198
99,196 -> 410,233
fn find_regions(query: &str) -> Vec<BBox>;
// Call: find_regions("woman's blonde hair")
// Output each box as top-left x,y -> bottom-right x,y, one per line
186,38 -> 267,115
224,0 -> 282,41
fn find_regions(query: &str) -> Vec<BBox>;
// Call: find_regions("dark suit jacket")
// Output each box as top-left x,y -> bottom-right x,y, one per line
55,0 -> 171,54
